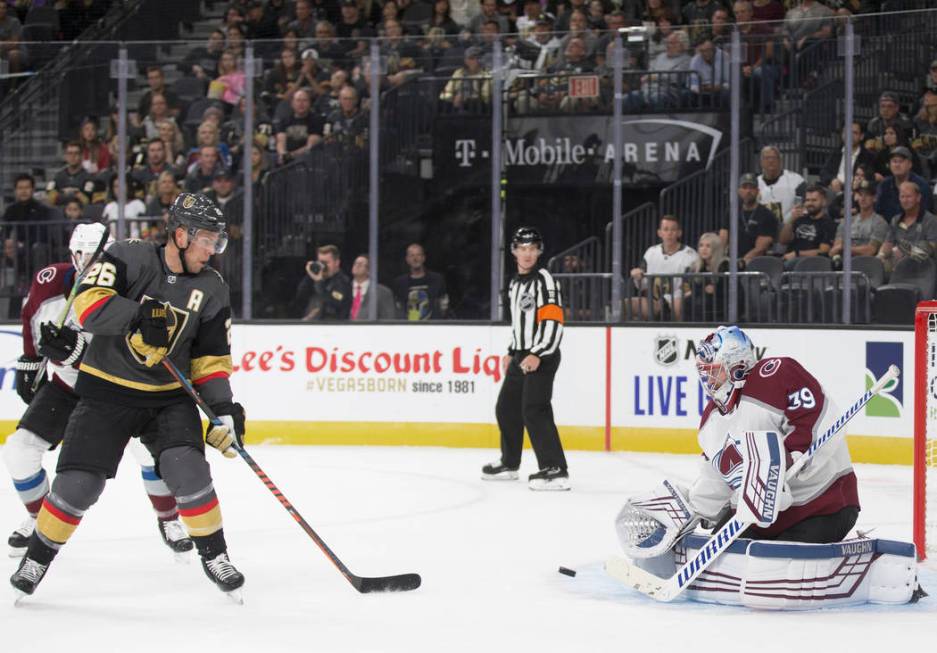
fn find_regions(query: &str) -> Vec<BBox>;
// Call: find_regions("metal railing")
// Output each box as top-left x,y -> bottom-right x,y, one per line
623,271 -> 773,323
605,202 -> 657,276
776,271 -> 873,324
547,236 -> 602,273
659,138 -> 754,251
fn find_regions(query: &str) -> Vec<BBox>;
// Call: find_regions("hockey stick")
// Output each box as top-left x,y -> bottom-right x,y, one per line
30,225 -> 111,393
161,358 -> 422,593
606,364 -> 900,602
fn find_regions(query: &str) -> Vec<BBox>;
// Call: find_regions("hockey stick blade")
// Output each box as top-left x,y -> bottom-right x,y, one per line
352,573 -> 422,593
606,364 -> 900,603
605,557 -> 673,600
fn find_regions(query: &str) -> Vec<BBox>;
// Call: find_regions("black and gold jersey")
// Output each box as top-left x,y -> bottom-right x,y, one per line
72,240 -> 233,408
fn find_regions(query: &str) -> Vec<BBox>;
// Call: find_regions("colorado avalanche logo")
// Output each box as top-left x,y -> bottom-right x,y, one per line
716,434 -> 743,485
36,267 -> 57,284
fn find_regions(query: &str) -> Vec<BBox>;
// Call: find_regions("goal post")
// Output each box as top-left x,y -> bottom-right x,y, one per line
914,301 -> 937,561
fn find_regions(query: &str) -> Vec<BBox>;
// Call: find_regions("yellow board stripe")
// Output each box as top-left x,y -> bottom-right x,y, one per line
179,505 -> 223,537
0,421 -> 914,466
78,363 -> 182,392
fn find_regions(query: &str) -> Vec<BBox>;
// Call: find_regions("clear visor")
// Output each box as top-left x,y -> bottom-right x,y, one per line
696,359 -> 728,398
189,228 -> 228,255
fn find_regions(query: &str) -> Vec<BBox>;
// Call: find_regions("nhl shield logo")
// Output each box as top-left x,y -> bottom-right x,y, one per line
654,335 -> 678,366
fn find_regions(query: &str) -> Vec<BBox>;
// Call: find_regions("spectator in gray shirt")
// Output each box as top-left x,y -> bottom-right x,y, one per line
877,180 -> 937,272
829,180 -> 889,264
625,30 -> 691,111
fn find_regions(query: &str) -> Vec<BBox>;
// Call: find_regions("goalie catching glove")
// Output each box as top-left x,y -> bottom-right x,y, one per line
615,480 -> 701,558
129,299 -> 170,367
205,402 -> 246,458
38,323 -> 86,366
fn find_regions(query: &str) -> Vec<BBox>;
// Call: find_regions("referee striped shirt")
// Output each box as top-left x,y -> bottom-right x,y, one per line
507,268 -> 564,357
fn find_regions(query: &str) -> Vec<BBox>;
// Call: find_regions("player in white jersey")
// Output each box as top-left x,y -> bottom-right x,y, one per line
2,223 -> 193,557
617,326 -> 859,555
629,214 -> 699,320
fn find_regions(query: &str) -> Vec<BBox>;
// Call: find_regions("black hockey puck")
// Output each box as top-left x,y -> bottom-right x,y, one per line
558,566 -> 577,577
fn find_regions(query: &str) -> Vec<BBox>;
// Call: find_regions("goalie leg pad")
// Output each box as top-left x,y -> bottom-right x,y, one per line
674,535 -> 919,609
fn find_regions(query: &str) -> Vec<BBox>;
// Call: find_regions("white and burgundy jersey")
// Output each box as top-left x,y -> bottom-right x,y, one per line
21,263 -> 82,390
688,356 -> 859,538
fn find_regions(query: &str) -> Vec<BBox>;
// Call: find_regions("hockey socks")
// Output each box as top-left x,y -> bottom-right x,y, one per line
140,465 -> 181,521
11,469 -> 49,517
176,484 -> 223,538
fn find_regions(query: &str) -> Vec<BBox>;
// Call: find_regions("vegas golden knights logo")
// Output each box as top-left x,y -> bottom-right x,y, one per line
182,195 -> 196,209
125,297 -> 191,365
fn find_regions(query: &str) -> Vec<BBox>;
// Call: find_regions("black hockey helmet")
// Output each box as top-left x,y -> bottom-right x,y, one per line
168,192 -> 228,254
511,226 -> 543,251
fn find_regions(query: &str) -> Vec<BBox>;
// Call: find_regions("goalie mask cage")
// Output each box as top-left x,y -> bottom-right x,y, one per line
915,301 -> 937,561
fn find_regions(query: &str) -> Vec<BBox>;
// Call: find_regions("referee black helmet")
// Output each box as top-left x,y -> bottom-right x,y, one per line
511,226 -> 543,251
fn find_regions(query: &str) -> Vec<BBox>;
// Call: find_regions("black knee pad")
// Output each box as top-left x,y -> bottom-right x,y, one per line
52,469 -> 106,512
157,445 -> 213,497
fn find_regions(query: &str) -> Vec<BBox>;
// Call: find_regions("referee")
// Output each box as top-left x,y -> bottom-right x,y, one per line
482,227 -> 569,491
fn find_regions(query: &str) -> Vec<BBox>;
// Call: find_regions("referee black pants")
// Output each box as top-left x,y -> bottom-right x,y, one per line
495,352 -> 567,471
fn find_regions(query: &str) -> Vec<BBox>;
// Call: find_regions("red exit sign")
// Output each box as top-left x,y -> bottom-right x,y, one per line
568,75 -> 599,98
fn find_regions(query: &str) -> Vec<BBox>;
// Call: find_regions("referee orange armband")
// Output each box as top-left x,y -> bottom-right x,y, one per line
536,304 -> 564,324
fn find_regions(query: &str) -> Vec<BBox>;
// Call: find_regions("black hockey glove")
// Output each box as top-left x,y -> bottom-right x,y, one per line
205,402 -> 246,459
38,323 -> 86,366
129,299 -> 170,367
132,299 -> 170,347
15,355 -> 45,405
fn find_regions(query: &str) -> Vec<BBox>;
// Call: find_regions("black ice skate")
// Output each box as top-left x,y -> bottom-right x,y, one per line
10,556 -> 49,603
528,467 -> 570,491
158,518 -> 194,559
201,552 -> 245,603
7,517 -> 34,558
481,461 -> 519,481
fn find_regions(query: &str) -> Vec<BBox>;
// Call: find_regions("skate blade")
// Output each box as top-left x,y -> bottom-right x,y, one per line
481,472 -> 519,481
225,589 -> 244,605
173,550 -> 193,565
13,589 -> 28,606
528,479 -> 571,491
8,547 -> 26,559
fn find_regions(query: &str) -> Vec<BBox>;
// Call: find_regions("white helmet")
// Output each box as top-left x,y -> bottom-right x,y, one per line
696,325 -> 756,412
69,223 -> 113,274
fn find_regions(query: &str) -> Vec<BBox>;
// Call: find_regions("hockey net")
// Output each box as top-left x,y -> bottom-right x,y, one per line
915,301 -> 937,561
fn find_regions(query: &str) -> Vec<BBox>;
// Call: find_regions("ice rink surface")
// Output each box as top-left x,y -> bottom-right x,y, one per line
1,445 -> 934,653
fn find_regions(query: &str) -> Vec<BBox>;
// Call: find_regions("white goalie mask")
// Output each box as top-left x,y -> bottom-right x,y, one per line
69,223 -> 113,274
696,326 -> 756,412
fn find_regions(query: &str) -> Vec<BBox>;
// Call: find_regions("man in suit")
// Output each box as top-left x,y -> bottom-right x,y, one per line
350,254 -> 396,321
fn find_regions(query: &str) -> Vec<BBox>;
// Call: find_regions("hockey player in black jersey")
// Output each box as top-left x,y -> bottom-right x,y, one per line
11,193 -> 246,601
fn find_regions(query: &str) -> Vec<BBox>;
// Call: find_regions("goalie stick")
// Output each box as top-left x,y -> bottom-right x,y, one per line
161,358 -> 422,594
30,224 -> 111,393
606,364 -> 900,602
